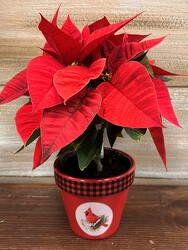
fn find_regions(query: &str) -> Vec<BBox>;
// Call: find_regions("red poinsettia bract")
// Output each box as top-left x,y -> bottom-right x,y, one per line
0,7 -> 180,170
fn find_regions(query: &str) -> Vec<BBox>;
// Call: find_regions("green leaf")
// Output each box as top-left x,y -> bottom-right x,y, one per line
56,143 -> 75,157
158,75 -> 173,82
15,129 -> 40,154
107,122 -> 123,147
133,51 -> 148,62
57,123 -> 98,162
72,125 -> 92,150
76,127 -> 104,171
139,55 -> 154,77
125,128 -> 147,142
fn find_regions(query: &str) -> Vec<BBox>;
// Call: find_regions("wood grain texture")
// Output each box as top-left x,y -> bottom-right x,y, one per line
0,0 -> 187,86
0,184 -> 188,249
0,0 -> 188,178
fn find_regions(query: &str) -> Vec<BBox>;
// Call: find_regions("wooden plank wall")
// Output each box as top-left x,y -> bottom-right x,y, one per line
0,0 -> 187,179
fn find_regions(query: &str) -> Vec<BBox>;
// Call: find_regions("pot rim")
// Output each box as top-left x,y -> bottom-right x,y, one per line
54,147 -> 136,183
54,148 -> 135,197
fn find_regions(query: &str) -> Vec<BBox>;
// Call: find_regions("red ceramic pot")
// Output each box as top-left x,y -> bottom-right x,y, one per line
54,148 -> 135,239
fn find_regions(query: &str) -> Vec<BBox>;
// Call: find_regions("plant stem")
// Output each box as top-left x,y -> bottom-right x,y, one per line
94,137 -> 105,173
93,151 -> 103,173
93,119 -> 106,173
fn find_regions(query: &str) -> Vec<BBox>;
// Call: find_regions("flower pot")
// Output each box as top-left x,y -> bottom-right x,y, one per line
54,148 -> 135,239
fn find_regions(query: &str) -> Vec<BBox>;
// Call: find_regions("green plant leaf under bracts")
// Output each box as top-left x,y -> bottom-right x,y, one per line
15,129 -> 40,154
107,122 -> 123,147
139,55 -> 154,77
72,125 -> 94,150
125,128 -> 147,142
76,127 -> 104,171
56,123 -> 96,157
157,76 -> 173,82
57,143 -> 75,157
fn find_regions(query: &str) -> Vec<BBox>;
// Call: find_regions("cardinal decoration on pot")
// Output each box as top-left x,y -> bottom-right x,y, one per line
83,207 -> 109,230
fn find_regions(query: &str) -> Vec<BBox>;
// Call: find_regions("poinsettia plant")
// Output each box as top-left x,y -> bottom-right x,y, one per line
0,7 -> 180,172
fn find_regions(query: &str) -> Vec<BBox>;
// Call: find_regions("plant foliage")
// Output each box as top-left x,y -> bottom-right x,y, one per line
0,6 -> 180,172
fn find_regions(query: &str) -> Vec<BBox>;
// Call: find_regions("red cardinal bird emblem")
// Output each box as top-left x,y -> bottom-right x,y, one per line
84,207 -> 108,228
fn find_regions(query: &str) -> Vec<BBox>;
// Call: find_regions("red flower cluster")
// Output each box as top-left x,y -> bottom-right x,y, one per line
0,7 -> 180,170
